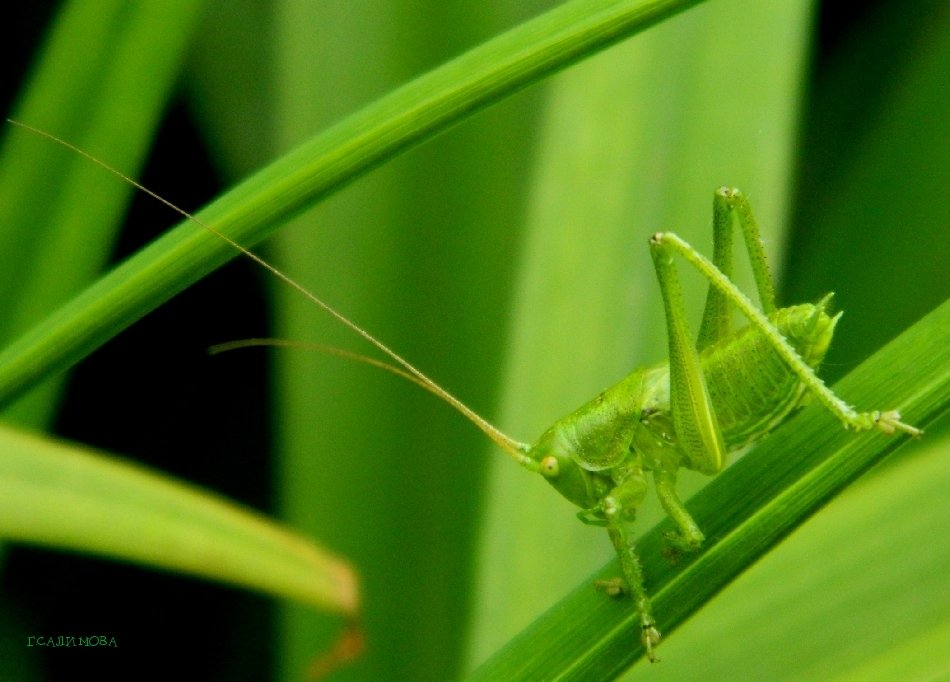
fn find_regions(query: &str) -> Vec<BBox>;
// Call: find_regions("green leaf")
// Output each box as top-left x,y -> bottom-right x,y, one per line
0,422 -> 358,615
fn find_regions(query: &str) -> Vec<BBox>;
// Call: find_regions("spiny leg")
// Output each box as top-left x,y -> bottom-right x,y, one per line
650,231 -> 920,437
600,497 -> 662,662
697,188 -> 777,350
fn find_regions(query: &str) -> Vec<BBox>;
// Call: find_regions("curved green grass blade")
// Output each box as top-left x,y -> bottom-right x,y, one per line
0,0 -> 706,411
0,422 -> 358,616
471,296 -> 949,680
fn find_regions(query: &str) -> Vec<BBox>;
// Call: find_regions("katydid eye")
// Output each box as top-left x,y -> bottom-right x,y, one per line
540,456 -> 559,477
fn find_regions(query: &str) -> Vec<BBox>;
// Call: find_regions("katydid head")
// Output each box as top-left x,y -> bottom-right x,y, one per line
526,424 -> 608,510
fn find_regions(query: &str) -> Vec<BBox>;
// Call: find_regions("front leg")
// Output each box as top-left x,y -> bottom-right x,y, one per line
600,493 -> 662,662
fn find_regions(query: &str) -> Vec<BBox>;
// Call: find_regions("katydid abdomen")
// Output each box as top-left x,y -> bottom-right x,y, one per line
701,300 -> 839,451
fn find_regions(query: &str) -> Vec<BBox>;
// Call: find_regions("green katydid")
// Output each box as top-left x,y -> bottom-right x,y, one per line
13,121 -> 921,663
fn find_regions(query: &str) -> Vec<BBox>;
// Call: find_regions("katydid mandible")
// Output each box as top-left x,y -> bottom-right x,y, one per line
14,121 -> 921,663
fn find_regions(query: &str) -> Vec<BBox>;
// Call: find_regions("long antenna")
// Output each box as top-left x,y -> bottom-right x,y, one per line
209,337 -> 457,396
9,118 -> 535,468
